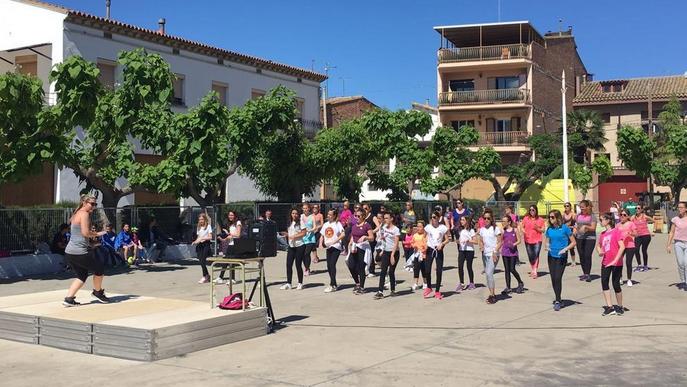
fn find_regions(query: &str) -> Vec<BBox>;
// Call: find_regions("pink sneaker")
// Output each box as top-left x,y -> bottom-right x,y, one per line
197,276 -> 209,284
434,291 -> 443,300
423,288 -> 433,298
304,270 -> 310,276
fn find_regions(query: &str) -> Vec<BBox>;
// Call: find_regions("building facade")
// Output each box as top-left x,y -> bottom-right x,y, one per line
573,75 -> 687,209
434,21 -> 589,200
0,0 -> 326,207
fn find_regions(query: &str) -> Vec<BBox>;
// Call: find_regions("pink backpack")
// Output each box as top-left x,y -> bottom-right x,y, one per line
218,293 -> 248,310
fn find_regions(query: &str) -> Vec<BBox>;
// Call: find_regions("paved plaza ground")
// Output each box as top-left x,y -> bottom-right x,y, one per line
1,233 -> 686,386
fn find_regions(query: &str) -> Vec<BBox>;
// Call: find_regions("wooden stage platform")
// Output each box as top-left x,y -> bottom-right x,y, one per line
0,290 -> 268,361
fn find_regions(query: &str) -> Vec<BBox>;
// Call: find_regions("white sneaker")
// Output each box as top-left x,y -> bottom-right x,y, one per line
367,273 -> 376,278
213,277 -> 225,284
384,281 -> 390,290
422,284 -> 428,289
627,279 -> 633,287
279,283 -> 292,290
296,283 -> 304,290
197,276 -> 209,284
411,283 -> 419,291
324,286 -> 336,293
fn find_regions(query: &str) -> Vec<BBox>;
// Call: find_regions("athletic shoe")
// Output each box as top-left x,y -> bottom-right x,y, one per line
384,281 -> 390,290
615,305 -> 625,316
553,301 -> 561,311
355,287 -> 365,295
627,279 -> 634,287
422,283 -> 428,289
313,256 -> 319,264
62,297 -> 80,307
198,276 -> 209,284
367,273 -> 376,278
602,306 -> 616,316
279,283 -> 292,290
324,286 -> 334,293
213,277 -> 225,284
486,295 -> 496,304
515,284 -> 525,294
642,266 -> 649,272
434,291 -> 443,300
585,276 -> 592,283
374,291 -> 384,300
633,266 -> 641,272
92,289 -> 110,304
411,283 -> 419,291
304,270 -> 310,276
501,288 -> 511,295
296,283 -> 303,290
423,288 -> 433,298
467,283 -> 476,290
578,275 -> 585,281
390,290 -> 397,297
455,283 -> 463,293
677,283 -> 686,290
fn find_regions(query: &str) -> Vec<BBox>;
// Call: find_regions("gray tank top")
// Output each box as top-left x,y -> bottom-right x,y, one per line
65,223 -> 89,255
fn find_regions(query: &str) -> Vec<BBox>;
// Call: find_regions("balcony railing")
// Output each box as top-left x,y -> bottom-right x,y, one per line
477,131 -> 528,146
438,44 -> 530,63
439,88 -> 529,105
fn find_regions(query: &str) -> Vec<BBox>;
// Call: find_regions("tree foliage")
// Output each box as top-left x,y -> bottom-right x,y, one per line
566,109 -> 607,164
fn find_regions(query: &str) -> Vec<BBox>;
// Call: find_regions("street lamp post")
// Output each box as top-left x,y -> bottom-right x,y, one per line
562,70 -> 569,203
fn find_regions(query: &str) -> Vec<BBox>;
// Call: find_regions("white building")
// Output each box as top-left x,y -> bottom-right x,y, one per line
0,0 -> 326,207
358,102 -> 441,202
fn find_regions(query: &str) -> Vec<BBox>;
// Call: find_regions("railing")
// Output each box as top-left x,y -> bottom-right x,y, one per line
438,44 -> 530,63
439,88 -> 529,105
300,119 -> 323,138
477,131 -> 528,146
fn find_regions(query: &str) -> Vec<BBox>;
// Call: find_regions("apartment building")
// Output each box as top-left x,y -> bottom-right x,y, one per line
434,21 -> 589,200
0,0 -> 326,206
573,75 -> 687,208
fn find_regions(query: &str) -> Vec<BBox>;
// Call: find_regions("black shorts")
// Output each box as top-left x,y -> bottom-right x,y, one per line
65,251 -> 104,282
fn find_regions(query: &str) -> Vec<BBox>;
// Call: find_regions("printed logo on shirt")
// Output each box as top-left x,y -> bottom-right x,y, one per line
325,226 -> 334,238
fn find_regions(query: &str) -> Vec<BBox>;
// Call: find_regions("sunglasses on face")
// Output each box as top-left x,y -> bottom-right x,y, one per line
549,216 -> 556,219
564,204 -> 571,207
529,209 -> 536,212
621,214 -> 629,217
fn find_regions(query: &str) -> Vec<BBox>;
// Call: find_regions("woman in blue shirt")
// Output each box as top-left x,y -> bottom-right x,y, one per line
543,210 -> 576,311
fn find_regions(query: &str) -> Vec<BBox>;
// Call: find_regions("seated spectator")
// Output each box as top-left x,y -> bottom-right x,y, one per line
131,227 -> 147,264
114,223 -> 137,264
51,224 -> 70,255
99,224 -> 124,266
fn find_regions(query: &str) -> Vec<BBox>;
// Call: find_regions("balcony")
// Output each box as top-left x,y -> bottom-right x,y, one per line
438,44 -> 530,64
439,88 -> 529,106
477,131 -> 528,146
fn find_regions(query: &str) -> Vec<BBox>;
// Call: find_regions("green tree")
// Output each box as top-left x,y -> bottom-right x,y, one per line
566,109 -> 607,164
0,72 -> 65,184
45,49 -> 175,208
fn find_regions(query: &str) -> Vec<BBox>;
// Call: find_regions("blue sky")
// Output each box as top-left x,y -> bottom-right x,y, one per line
51,0 -> 687,110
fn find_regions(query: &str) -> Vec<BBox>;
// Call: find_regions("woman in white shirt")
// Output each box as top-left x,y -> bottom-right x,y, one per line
319,209 -> 345,293
282,209 -> 307,290
216,210 -> 242,284
479,213 -> 501,304
456,216 -> 478,292
424,211 -> 451,300
374,212 -> 401,299
192,213 -> 213,283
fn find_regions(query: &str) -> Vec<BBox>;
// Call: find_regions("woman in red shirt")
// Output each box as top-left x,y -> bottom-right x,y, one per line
632,205 -> 653,272
597,213 -> 626,316
520,205 -> 545,279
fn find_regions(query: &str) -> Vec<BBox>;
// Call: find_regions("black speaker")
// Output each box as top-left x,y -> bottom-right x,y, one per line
250,220 -> 278,257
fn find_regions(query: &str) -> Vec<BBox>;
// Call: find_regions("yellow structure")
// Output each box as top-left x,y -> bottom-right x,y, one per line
512,179 -> 576,216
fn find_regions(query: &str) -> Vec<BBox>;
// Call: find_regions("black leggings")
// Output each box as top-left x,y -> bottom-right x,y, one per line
65,251 -> 104,282
196,241 -> 211,277
548,255 -> 567,302
303,243 -> 316,270
634,235 -> 651,267
413,253 -> 425,279
503,255 -> 524,289
326,247 -> 341,287
425,247 -> 445,292
286,245 -> 305,284
458,250 -> 475,284
347,248 -> 367,288
625,247 -> 636,280
601,265 -> 622,293
576,237 -> 596,276
378,250 -> 399,292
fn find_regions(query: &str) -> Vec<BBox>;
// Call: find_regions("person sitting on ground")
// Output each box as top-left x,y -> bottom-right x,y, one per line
114,223 -> 136,264
131,227 -> 147,264
99,224 -> 123,266
51,224 -> 70,255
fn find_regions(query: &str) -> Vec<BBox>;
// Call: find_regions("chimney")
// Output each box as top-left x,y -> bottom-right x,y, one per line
105,0 -> 111,19
158,18 -> 166,35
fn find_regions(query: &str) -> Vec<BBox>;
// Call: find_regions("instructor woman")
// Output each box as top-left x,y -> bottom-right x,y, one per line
63,194 -> 110,306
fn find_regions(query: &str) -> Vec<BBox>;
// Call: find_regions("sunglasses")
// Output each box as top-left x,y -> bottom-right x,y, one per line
549,216 -> 556,219
529,209 -> 536,212
564,204 -> 571,207
484,217 -> 492,221
620,214 -> 629,217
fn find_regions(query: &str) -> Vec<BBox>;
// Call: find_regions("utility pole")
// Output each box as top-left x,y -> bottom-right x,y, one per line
562,70 -> 569,203
321,63 -> 336,129
339,77 -> 351,96
497,0 -> 501,22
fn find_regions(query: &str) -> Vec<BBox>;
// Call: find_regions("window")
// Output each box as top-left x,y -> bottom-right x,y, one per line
601,82 -> 624,93
496,119 -> 512,132
601,113 -> 611,124
251,89 -> 266,100
15,55 -> 37,76
295,98 -> 304,120
451,120 -> 475,130
449,79 -> 474,92
495,77 -> 520,89
97,60 -> 116,89
602,84 -> 612,93
172,74 -> 185,105
211,82 -> 228,106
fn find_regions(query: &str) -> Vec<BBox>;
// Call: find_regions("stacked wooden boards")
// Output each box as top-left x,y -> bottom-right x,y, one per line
0,290 -> 267,361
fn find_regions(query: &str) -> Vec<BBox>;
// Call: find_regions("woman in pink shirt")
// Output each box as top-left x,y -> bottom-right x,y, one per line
667,201 -> 687,290
597,213 -> 626,316
632,205 -> 653,272
616,210 -> 637,286
520,205 -> 545,279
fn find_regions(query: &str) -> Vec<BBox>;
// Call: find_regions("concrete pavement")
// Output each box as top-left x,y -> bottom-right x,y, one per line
1,234 -> 686,386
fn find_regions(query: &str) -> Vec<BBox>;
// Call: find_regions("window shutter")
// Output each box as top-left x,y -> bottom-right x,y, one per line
487,77 -> 496,89
518,73 -> 527,87
510,117 -> 521,131
486,118 -> 495,131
